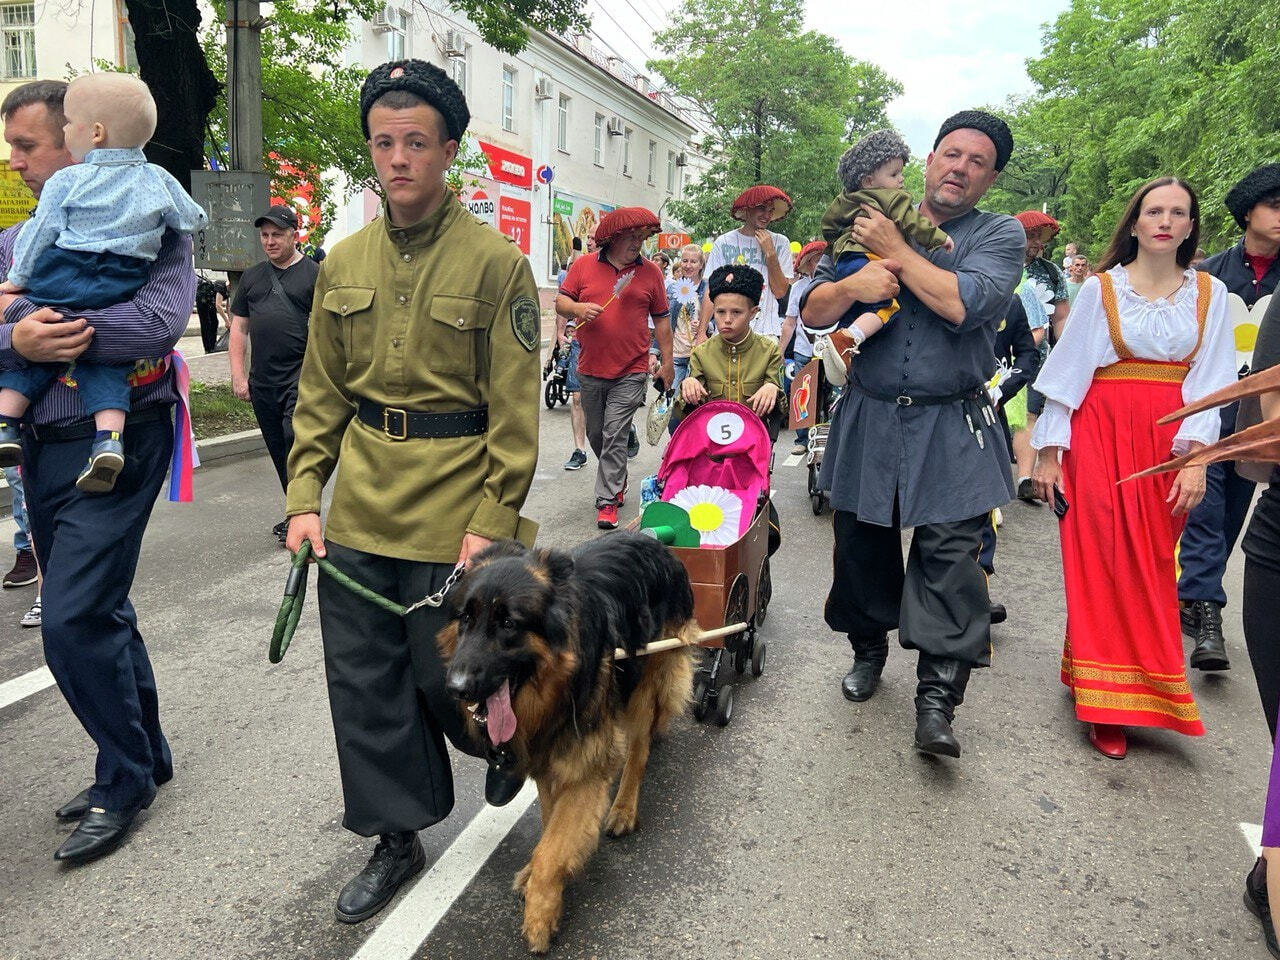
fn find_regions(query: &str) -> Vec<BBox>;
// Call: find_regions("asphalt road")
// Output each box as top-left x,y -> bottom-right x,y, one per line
0,395 -> 1273,960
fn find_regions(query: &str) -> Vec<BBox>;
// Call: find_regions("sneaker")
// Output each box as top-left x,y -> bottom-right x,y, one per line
20,594 -> 41,628
1016,477 -> 1038,504
627,424 -> 640,459
791,442 -> 806,456
76,434 -> 125,494
3,548 -> 37,587
596,504 -> 619,529
272,520 -> 289,545
993,507 -> 1004,528
563,449 -> 587,471
0,422 -> 22,468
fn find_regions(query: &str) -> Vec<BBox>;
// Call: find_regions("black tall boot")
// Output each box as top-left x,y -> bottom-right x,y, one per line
841,633 -> 890,702
1189,600 -> 1229,671
913,654 -> 972,758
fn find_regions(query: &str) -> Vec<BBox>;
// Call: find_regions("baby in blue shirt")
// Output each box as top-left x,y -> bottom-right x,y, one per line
0,72 -> 207,492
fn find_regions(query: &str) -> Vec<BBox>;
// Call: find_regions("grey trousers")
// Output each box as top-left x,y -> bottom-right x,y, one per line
317,541 -> 480,837
579,371 -> 647,508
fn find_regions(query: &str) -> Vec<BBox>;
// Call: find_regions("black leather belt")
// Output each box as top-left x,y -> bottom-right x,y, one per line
850,373 -> 984,407
356,397 -> 488,440
27,404 -> 172,443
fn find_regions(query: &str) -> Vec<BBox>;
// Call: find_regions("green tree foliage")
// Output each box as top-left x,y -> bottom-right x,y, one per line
982,0 -> 1280,256
649,0 -> 903,242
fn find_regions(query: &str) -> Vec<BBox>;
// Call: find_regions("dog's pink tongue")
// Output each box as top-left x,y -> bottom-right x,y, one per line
486,680 -> 517,746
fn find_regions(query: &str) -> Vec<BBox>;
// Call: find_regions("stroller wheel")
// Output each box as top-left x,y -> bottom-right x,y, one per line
811,493 -> 823,515
733,641 -> 748,674
807,464 -> 820,497
755,559 -> 771,626
692,677 -> 711,721
543,379 -> 559,409
713,684 -> 734,727
751,639 -> 767,677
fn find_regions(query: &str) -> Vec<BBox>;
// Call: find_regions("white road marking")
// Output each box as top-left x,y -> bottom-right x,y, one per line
1241,822 -> 1264,857
351,783 -> 537,959
782,453 -> 803,468
0,666 -> 55,710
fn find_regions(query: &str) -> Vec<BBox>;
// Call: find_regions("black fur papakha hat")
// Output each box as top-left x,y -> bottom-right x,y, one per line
708,264 -> 764,306
360,59 -> 470,141
933,110 -> 1013,171
838,129 -> 911,192
1225,164 -> 1280,230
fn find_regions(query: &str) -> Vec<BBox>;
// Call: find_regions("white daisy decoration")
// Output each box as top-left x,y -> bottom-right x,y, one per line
669,484 -> 744,547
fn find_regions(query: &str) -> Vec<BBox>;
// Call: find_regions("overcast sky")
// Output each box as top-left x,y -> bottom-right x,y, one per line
586,0 -> 1073,155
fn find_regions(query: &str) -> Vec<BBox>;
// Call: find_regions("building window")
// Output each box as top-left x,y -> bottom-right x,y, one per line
622,128 -> 632,176
385,8 -> 409,61
557,94 -> 570,153
666,151 -> 675,194
115,0 -> 138,70
449,44 -> 469,97
1,3 -> 35,80
501,66 -> 516,132
593,114 -> 604,166
647,140 -> 656,184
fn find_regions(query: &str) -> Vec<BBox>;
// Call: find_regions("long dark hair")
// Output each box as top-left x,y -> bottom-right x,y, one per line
1096,177 -> 1200,272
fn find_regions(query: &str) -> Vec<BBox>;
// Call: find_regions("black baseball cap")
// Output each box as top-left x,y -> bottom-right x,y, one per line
254,205 -> 299,230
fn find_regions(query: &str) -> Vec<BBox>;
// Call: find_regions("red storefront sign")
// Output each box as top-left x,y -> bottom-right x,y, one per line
499,193 -> 532,254
478,141 -> 533,189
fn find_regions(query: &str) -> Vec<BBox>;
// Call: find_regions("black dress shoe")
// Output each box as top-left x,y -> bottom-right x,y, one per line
54,784 -> 155,864
1245,857 -> 1280,958
335,832 -> 425,924
56,787 -> 94,821
913,709 -> 961,757
990,603 -> 1007,625
1188,600 -> 1229,671
841,634 -> 889,702
485,766 -> 525,807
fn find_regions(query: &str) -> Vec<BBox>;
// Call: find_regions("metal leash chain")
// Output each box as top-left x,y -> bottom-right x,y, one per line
403,562 -> 466,614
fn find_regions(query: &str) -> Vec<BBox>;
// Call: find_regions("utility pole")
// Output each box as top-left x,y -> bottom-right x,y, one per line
227,0 -> 263,176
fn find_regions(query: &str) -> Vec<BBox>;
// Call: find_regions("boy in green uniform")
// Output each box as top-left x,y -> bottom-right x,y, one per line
818,129 -> 953,361
681,264 -> 786,423
285,60 -> 540,926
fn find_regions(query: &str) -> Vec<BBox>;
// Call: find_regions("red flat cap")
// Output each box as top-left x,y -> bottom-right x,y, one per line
731,185 -> 793,222
1014,210 -> 1060,236
595,206 -> 661,245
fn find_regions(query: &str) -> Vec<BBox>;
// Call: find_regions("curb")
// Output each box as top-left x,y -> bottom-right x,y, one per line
0,428 -> 267,516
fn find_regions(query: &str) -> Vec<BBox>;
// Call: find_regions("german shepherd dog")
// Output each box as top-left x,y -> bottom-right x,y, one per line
437,533 -> 697,953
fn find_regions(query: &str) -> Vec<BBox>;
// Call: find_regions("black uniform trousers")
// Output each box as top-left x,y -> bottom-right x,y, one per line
22,415 -> 174,811
249,380 -> 297,493
826,508 -> 992,667
1243,559 -> 1280,740
317,541 -> 481,837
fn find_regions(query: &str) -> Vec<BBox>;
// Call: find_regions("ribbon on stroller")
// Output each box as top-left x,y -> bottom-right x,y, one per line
167,350 -> 200,502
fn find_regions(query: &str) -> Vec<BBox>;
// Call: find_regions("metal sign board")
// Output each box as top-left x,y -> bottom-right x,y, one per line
191,170 -> 271,271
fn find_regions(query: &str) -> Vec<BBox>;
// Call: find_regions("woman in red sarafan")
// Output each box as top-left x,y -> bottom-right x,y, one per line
1029,177 -> 1237,759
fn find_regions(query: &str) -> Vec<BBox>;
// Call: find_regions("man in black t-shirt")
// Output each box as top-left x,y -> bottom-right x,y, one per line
229,204 -> 320,542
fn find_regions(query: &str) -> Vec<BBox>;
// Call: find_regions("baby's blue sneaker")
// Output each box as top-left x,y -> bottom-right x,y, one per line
76,432 -> 125,493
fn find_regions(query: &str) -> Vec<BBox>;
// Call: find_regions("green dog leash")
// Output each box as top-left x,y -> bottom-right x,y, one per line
269,541 -> 465,663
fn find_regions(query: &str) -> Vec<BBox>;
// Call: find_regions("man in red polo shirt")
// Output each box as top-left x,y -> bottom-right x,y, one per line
556,207 -> 673,528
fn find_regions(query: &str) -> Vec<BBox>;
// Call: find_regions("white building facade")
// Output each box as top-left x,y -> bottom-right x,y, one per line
339,3 -> 711,292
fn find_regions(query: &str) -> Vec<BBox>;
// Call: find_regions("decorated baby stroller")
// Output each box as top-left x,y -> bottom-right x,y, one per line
542,341 -> 571,409
639,400 -> 773,726
789,357 -> 843,515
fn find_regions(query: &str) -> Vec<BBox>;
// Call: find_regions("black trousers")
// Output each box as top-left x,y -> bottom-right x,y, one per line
826,509 -> 992,667
22,416 -> 174,810
1243,559 -> 1280,739
249,380 -> 296,494
317,541 -> 480,837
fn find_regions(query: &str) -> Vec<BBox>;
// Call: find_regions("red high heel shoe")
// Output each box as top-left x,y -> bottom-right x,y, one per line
1089,723 -> 1127,759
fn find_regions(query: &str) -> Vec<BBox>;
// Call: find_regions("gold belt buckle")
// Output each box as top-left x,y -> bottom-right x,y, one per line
383,406 -> 408,440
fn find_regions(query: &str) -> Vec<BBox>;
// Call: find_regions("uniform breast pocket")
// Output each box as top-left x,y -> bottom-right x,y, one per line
322,286 -> 376,363
428,295 -> 490,376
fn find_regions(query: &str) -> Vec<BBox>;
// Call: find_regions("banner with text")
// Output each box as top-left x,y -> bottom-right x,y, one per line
550,190 -> 615,278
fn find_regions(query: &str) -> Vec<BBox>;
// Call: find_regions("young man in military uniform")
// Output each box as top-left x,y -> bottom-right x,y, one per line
285,60 -> 539,925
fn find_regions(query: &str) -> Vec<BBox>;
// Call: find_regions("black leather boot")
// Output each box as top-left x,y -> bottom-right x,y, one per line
841,633 -> 889,702
1245,856 -> 1280,958
335,831 -> 425,924
1188,600 -> 1229,671
913,654 -> 971,758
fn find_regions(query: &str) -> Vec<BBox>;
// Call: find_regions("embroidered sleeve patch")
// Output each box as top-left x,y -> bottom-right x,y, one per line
511,296 -> 539,352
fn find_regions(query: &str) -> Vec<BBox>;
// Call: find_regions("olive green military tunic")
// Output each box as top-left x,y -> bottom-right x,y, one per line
286,198 -> 540,563
686,330 -> 785,408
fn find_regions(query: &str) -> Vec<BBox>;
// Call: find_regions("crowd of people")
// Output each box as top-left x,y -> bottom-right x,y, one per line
1,57 -> 1277,953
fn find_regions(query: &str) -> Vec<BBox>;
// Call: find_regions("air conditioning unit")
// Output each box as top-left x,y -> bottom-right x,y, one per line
443,28 -> 466,57
534,77 -> 553,101
371,5 -> 394,33
606,117 -> 624,136
674,151 -> 688,167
